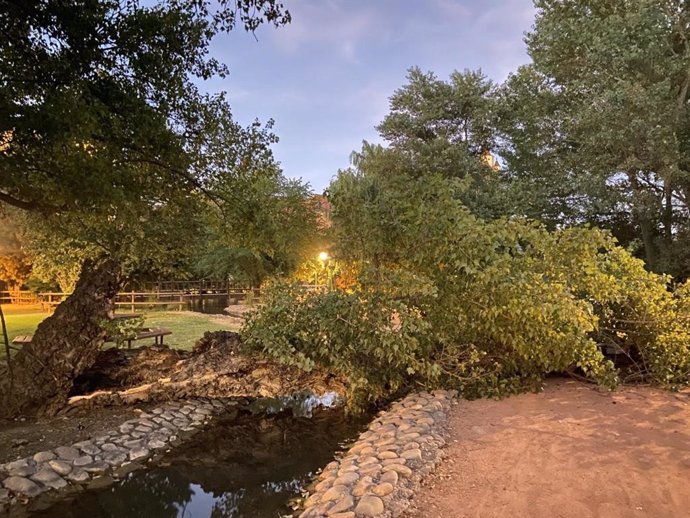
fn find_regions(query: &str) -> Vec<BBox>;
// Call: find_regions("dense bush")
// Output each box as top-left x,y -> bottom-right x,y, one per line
242,170 -> 690,406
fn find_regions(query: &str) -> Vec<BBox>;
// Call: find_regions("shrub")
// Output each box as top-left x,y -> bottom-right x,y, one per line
242,171 -> 690,406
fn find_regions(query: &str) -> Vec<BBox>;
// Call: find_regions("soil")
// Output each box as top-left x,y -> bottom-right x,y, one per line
406,379 -> 690,518
0,406 -> 143,465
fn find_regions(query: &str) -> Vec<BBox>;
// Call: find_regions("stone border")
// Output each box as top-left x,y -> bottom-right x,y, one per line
299,390 -> 456,518
0,397 -> 237,512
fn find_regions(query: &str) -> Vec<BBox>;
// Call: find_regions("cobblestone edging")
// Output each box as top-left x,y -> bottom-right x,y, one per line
299,390 -> 456,518
0,397 -> 237,512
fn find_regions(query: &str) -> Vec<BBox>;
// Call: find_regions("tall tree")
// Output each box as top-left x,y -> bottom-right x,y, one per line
498,0 -> 690,276
0,0 -> 291,416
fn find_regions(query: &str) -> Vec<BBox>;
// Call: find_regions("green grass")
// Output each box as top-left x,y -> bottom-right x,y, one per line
1,308 -> 239,355
140,311 -> 239,350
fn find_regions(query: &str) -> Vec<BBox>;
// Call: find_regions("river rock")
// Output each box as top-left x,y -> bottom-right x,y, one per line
66,467 -> 90,483
102,452 -> 128,466
333,472 -> 358,486
31,467 -> 67,490
48,460 -> 73,476
129,447 -> 150,462
83,462 -> 110,475
372,482 -> 395,497
3,476 -> 43,497
55,446 -> 80,461
5,458 -> 35,477
354,495 -> 384,516
33,451 -> 56,463
329,494 -> 354,514
380,470 -> 398,485
321,484 -> 349,502
72,455 -> 93,467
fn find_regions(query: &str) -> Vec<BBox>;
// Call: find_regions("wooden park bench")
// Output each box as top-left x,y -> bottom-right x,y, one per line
11,327 -> 172,349
114,327 -> 172,348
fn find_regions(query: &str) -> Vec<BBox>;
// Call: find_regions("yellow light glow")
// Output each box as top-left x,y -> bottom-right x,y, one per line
318,251 -> 329,261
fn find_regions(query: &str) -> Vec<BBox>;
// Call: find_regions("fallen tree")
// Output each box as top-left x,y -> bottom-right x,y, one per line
0,259 -> 120,418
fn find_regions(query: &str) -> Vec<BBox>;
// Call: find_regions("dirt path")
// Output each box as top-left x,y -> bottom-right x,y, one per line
406,379 -> 690,518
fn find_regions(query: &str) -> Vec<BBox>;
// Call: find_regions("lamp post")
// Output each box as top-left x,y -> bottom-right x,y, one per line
318,252 -> 330,289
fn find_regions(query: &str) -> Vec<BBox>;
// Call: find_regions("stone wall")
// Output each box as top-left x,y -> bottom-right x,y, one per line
0,397 -> 236,512
299,390 -> 456,518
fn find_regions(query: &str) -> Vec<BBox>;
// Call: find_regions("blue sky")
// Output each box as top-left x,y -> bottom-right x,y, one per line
200,0 -> 537,191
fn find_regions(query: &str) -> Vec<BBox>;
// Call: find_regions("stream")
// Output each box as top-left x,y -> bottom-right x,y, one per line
27,396 -> 368,518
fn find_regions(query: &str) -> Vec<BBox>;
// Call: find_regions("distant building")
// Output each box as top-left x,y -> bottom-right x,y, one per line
480,149 -> 500,171
310,194 -> 332,229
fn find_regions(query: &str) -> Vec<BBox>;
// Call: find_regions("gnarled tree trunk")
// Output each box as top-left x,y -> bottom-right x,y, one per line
0,258 -> 121,418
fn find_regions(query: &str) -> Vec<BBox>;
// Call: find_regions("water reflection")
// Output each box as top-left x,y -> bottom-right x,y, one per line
31,407 -> 367,518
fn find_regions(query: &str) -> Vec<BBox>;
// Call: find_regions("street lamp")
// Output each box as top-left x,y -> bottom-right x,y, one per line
318,251 -> 329,262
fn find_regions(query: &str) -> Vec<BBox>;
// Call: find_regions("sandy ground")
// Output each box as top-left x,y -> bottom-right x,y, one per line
406,379 -> 690,518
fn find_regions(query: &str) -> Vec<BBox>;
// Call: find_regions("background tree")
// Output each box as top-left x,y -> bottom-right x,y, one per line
497,0 -> 690,277
374,67 -> 503,218
0,0 -> 292,417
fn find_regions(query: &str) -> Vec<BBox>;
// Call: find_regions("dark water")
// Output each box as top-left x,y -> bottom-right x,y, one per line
186,296 -> 231,315
29,400 -> 367,518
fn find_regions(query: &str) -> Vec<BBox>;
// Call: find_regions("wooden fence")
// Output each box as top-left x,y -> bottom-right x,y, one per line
1,285 -> 255,311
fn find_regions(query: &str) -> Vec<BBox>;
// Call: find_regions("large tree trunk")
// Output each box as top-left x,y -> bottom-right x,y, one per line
0,258 -> 121,418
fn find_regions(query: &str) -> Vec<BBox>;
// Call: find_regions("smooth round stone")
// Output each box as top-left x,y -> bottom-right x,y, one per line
348,442 -> 372,455
382,457 -> 406,466
48,460 -> 72,476
3,476 -> 43,497
398,432 -> 421,441
321,484 -> 349,502
314,476 -> 335,492
102,452 -> 127,466
380,470 -> 399,485
129,448 -> 150,461
354,495 -> 384,516
352,480 -> 373,497
135,426 -> 153,434
400,448 -> 423,461
328,512 -> 355,518
333,472 -> 358,486
329,494 -> 354,514
372,482 -> 394,497
377,451 -> 398,460
5,458 -> 35,477
31,467 -> 67,490
148,439 -> 167,450
100,443 -> 120,452
66,467 -> 90,483
402,441 -> 421,451
72,455 -> 93,467
83,462 -> 110,475
303,493 -> 321,508
358,464 -> 382,477
336,465 -> 359,476
55,446 -> 80,461
359,456 -> 379,467
151,408 -> 163,415
33,451 -> 56,463
80,443 -> 102,456
373,437 -> 396,448
382,464 -> 412,477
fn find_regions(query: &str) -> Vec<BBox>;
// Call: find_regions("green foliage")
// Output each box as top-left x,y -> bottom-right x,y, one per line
242,283 -> 438,407
497,1 -> 690,277
0,1 -> 294,287
243,168 -> 690,407
100,316 -> 146,348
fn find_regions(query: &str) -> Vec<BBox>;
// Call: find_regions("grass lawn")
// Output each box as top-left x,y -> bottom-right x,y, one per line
1,307 -> 240,356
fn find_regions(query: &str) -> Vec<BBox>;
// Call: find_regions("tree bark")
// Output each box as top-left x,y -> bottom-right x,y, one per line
0,258 -> 121,418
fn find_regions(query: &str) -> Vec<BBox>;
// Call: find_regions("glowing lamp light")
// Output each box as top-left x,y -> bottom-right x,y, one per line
318,251 -> 329,261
